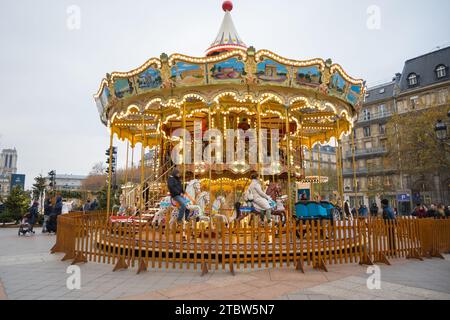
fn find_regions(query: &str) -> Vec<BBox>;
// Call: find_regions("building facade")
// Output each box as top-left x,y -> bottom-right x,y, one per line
342,46 -> 450,212
0,149 -> 18,198
49,174 -> 87,191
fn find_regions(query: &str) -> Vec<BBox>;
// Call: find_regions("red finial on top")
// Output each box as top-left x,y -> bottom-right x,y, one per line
222,1 -> 233,12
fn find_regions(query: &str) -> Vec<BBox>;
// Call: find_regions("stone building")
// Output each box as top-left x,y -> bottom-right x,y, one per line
0,149 -> 18,198
342,46 -> 450,213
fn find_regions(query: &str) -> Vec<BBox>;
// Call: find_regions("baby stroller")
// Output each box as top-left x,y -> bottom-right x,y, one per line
18,213 -> 35,236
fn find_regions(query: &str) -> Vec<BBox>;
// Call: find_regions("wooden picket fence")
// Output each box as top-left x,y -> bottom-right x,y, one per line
51,213 -> 450,274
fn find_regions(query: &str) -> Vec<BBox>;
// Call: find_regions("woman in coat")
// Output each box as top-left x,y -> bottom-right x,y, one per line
247,173 -> 273,225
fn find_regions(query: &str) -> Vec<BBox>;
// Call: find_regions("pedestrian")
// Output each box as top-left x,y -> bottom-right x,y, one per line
436,204 -> 446,219
344,201 -> 351,219
381,199 -> 396,252
426,204 -> 437,218
83,199 -> 91,213
42,197 -> 52,233
412,204 -> 428,218
90,199 -> 98,211
370,202 -> 379,217
167,168 -> 189,224
28,201 -> 39,233
54,196 -> 63,216
445,206 -> 450,218
358,203 -> 368,218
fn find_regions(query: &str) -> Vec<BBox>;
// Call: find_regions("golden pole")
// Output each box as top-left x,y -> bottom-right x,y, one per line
106,126 -> 114,217
125,140 -> 129,185
336,119 -> 344,207
257,102 -> 263,181
285,107 -> 292,221
182,102 -> 186,186
141,115 -> 145,215
310,140 -> 314,198
351,126 -> 358,212
318,144 -> 322,198
208,104 -> 212,213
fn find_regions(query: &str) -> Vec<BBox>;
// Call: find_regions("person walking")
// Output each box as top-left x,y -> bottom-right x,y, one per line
381,199 -> 396,253
370,202 -> 379,217
167,168 -> 189,224
28,201 -> 39,233
358,203 -> 368,218
83,200 -> 91,213
42,197 -> 52,233
90,199 -> 98,211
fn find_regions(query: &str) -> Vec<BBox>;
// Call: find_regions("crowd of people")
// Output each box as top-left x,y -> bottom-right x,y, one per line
347,201 -> 450,220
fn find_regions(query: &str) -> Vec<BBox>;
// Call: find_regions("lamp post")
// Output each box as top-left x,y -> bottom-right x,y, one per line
434,110 -> 450,146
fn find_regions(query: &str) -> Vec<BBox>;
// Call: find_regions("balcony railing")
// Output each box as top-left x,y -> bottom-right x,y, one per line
345,147 -> 387,159
356,111 -> 392,124
342,166 -> 397,177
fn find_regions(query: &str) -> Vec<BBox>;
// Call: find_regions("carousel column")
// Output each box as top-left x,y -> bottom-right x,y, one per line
141,115 -> 146,214
310,141 -> 314,198
208,103 -> 213,214
351,126 -> 358,215
318,144 -> 322,198
257,102 -> 263,181
182,102 -> 186,186
106,126 -> 114,217
336,119 -> 344,207
285,106 -> 293,222
125,140 -> 129,185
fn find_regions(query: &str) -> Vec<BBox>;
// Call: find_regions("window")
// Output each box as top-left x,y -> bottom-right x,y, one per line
379,124 -> 386,135
378,104 -> 386,117
408,73 -> 418,87
410,96 -> 418,109
438,89 -> 448,105
379,88 -> 385,94
363,126 -> 371,137
363,109 -> 371,121
436,65 -> 447,79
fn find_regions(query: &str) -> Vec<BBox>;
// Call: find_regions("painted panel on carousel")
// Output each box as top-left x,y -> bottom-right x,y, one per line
294,66 -> 322,88
99,86 -> 111,107
329,72 -> 347,98
114,78 -> 136,99
256,59 -> 289,85
135,67 -> 162,93
209,57 -> 245,84
171,61 -> 206,86
346,84 -> 362,105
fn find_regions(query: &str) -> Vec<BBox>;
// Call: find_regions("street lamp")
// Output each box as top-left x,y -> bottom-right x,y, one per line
435,120 -> 448,141
434,111 -> 450,142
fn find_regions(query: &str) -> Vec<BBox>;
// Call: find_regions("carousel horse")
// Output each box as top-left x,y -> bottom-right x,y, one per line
266,182 -> 287,225
211,196 -> 228,225
153,180 -> 210,228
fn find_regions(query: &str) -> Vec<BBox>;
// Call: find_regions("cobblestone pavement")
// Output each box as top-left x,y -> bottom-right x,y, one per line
0,228 -> 449,300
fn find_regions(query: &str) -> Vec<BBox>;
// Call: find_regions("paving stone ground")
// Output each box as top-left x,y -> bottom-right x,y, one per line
0,227 -> 449,300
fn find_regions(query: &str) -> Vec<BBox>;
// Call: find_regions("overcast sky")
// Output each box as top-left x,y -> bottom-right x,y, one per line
0,0 -> 449,189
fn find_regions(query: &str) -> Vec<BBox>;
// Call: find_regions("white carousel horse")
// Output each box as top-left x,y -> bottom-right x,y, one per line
211,196 -> 228,226
152,180 -> 210,227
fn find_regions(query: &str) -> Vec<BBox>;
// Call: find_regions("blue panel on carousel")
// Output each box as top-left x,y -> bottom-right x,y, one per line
171,61 -> 205,86
256,59 -> 289,85
295,202 -> 309,219
136,67 -> 162,92
209,57 -> 245,84
114,78 -> 135,99
294,65 -> 322,87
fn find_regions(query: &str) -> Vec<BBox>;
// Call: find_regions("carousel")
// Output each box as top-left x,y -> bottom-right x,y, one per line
92,1 -> 365,269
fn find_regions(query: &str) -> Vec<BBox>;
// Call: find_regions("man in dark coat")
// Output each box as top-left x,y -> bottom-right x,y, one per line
29,201 -> 39,233
370,202 -> 379,217
42,197 -> 52,233
167,168 -> 189,223
47,196 -> 63,233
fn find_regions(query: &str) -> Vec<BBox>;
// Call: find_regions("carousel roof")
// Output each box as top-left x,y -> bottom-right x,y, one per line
206,1 -> 247,56
93,1 -> 366,150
